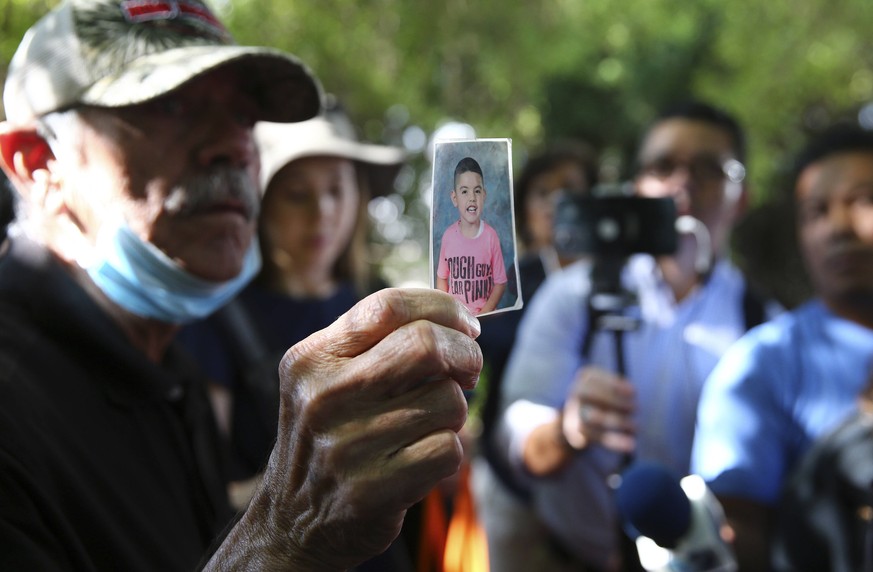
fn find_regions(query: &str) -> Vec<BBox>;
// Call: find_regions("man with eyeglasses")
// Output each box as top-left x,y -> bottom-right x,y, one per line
478,101 -> 780,571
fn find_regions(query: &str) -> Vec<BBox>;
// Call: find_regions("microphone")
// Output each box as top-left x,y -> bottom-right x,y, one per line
615,461 -> 737,572
675,215 -> 712,275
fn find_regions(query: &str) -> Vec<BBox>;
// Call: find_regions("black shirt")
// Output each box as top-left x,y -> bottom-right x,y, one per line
474,252 -> 549,499
0,238 -> 232,571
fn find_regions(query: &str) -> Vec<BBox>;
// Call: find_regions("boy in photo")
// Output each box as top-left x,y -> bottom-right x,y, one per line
437,156 -> 508,315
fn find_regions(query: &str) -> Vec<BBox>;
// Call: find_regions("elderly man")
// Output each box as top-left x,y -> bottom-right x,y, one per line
0,1 -> 481,571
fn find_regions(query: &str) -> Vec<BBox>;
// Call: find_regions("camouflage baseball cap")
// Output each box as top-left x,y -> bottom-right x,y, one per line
3,0 -> 322,125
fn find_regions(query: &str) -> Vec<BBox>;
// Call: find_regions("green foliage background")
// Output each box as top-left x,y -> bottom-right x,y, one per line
4,0 -> 870,305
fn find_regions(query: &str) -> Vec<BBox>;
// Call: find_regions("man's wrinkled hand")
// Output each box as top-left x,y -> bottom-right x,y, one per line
212,288 -> 482,571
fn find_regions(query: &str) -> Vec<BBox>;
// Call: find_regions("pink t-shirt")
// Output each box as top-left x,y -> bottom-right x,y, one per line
437,220 -> 507,314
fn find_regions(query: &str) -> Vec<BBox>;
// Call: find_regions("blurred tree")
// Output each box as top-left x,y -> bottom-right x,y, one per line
0,0 -> 54,78
2,0 -> 872,303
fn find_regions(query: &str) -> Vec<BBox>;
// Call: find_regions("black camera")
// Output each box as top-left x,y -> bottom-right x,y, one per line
553,193 -> 678,259
552,189 -> 681,378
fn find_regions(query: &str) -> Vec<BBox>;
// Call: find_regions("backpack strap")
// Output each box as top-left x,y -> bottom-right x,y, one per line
742,283 -> 768,332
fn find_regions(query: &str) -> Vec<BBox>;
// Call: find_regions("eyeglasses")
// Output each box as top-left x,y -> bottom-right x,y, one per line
639,156 -> 746,184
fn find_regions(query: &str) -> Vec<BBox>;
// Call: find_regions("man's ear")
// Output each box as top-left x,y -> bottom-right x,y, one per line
450,189 -> 458,207
0,122 -> 55,194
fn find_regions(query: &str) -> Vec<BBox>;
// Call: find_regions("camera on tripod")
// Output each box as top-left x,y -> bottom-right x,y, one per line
552,185 -> 678,260
552,185 -> 680,366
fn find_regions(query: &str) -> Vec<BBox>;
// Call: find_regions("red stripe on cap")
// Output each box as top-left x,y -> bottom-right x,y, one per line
178,2 -> 227,34
121,0 -> 228,36
122,1 -> 176,21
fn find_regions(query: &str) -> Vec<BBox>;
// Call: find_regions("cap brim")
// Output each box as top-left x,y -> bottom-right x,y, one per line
81,45 -> 322,123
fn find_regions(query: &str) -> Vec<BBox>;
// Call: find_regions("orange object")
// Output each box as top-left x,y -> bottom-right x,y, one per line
418,463 -> 489,572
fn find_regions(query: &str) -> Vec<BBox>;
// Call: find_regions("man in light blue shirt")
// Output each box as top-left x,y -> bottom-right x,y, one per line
476,101 -> 779,571
691,125 -> 873,570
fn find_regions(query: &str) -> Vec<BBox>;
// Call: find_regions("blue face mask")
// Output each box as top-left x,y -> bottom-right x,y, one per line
82,221 -> 261,324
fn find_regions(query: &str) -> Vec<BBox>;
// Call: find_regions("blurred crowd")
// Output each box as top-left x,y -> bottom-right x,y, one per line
1,2 -> 872,572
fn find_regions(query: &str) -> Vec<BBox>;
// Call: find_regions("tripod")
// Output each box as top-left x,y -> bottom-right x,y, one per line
581,255 -> 640,379
581,254 -> 646,572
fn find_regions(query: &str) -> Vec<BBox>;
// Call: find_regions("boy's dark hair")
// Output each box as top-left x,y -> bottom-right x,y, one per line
454,156 -> 484,187
789,123 -> 873,192
645,100 -> 747,165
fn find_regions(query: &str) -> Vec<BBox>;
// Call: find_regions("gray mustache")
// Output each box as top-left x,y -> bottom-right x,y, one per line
163,167 -> 260,221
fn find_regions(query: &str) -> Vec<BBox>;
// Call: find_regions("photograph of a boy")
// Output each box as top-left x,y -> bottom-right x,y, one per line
436,157 -> 508,315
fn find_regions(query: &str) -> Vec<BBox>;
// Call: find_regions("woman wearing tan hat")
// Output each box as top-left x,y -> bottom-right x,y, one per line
176,103 -> 405,491
254,104 -> 406,302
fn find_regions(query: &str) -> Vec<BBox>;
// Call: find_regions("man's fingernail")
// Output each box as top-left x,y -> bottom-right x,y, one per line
465,311 -> 481,337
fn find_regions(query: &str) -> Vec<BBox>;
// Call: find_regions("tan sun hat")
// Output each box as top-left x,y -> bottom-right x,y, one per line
255,103 -> 406,197
3,0 -> 322,125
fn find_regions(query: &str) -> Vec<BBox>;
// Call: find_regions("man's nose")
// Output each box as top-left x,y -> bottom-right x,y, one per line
195,108 -> 257,169
828,201 -> 856,233
665,164 -> 697,190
